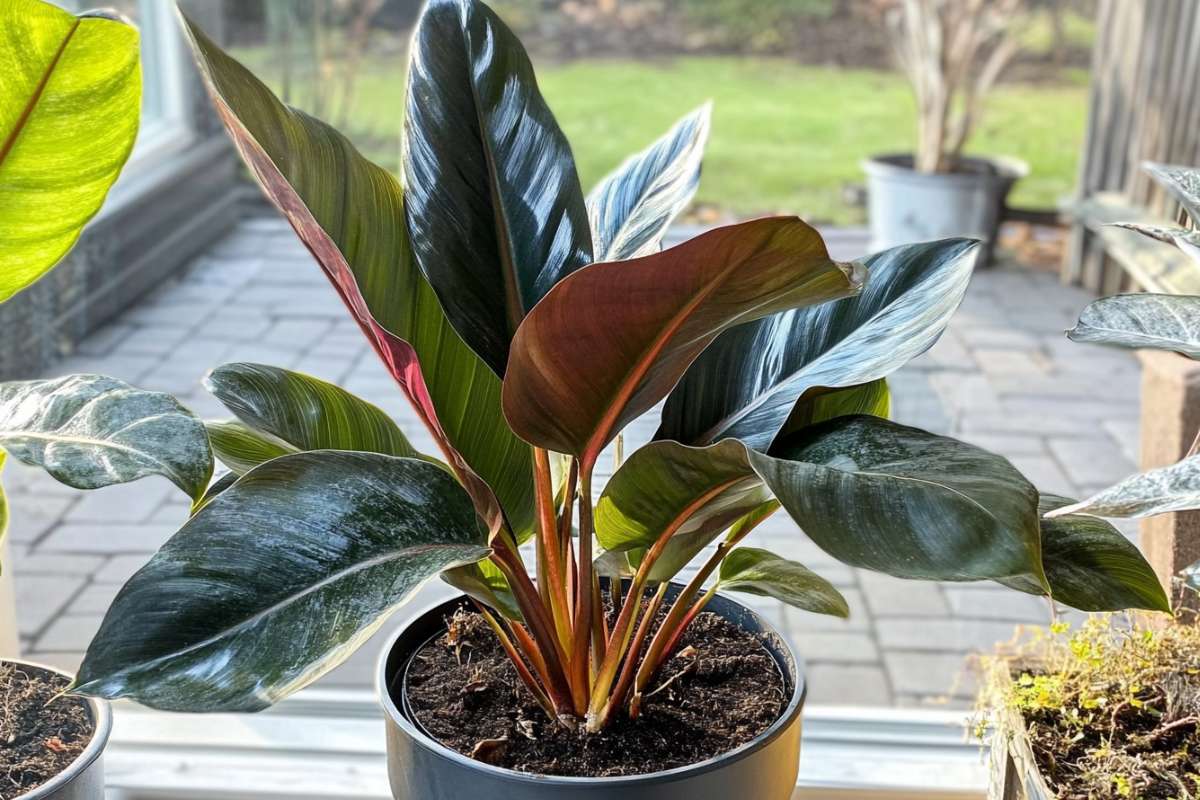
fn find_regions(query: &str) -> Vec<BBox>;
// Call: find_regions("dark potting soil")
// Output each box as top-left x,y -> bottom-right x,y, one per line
403,604 -> 787,777
0,663 -> 94,800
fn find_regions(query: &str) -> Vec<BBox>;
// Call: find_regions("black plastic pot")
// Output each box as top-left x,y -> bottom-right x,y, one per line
377,581 -> 806,800
8,659 -> 112,800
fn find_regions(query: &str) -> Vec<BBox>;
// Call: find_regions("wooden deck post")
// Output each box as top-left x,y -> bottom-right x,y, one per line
1138,351 -> 1200,606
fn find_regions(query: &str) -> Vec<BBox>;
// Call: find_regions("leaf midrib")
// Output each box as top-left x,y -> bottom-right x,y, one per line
78,542 -> 487,688
0,426 -> 186,486
0,17 -> 81,167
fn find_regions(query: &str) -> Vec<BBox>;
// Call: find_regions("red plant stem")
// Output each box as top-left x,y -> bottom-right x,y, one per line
586,479 -> 741,725
630,502 -> 778,712
474,601 -> 558,720
568,467 -> 597,716
560,459 -> 579,619
595,581 -> 669,730
628,585 -> 717,720
491,536 -> 574,704
533,448 -> 572,648
508,621 -> 553,695
589,571 -> 608,679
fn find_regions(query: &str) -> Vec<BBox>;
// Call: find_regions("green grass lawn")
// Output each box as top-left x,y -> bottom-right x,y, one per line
240,51 -> 1089,225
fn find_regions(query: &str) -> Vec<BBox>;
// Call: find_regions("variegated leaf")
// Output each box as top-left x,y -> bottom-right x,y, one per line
587,103 -> 711,262
0,375 -> 212,501
1066,293 -> 1200,359
1045,456 -> 1200,519
657,239 -> 977,449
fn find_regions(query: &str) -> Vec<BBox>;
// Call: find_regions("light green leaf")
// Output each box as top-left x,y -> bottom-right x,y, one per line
777,378 -> 890,439
1,0 -> 141,302
718,547 -> 848,617
0,375 -> 212,501
442,560 -> 521,622
73,452 -> 489,712
204,420 -> 295,475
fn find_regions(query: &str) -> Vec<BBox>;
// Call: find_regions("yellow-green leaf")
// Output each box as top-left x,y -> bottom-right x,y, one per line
0,0 -> 141,302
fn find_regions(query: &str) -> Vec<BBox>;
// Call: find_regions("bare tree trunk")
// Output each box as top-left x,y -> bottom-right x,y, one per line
337,0 -> 387,128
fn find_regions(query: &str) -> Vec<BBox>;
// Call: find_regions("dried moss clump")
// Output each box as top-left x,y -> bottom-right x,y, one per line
986,617 -> 1200,799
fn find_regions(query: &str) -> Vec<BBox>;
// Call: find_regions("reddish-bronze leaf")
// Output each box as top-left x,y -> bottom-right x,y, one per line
501,217 -> 864,468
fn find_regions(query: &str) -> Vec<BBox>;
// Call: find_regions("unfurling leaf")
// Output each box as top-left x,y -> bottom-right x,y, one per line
1045,456 -> 1200,520
73,452 -> 489,712
0,375 -> 212,502
181,14 -> 532,537
1066,294 -> 1200,360
718,547 -> 848,617
503,217 -> 863,466
0,0 -> 141,302
587,103 -> 711,262
1000,496 -> 1169,613
404,0 -> 592,376
658,238 -> 977,449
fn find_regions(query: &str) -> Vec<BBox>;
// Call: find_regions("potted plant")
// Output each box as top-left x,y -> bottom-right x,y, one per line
983,162 -> 1200,799
0,2 -> 146,796
863,0 -> 1030,254
3,1 -> 1169,798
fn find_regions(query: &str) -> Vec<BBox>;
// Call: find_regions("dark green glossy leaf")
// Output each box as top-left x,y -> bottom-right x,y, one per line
777,378 -> 890,439
1044,455 -> 1200,520
205,420 -> 295,475
1066,294 -> 1200,360
595,439 -> 772,582
599,416 -> 1042,586
657,239 -> 977,449
717,547 -> 848,617
503,218 -> 863,465
181,15 -> 532,536
998,495 -> 1168,613
404,0 -> 592,376
1,0 -> 141,302
73,452 -> 489,712
205,363 -> 419,464
587,103 -> 711,262
0,375 -> 212,501
760,416 -> 1044,584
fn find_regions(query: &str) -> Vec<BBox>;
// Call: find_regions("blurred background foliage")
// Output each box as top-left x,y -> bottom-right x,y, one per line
224,0 -> 1096,224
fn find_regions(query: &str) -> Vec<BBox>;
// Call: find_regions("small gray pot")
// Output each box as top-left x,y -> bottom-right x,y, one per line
377,582 -> 806,800
8,659 -> 112,800
862,153 -> 1028,258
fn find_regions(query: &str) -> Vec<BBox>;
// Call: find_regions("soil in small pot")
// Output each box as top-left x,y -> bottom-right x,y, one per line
0,663 -> 94,800
404,601 -> 787,777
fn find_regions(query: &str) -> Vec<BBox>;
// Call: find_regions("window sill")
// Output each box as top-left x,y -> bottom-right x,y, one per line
104,690 -> 988,799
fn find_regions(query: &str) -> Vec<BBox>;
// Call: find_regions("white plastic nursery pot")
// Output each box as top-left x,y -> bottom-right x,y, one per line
862,153 -> 1028,257
7,659 -> 112,800
377,580 -> 807,800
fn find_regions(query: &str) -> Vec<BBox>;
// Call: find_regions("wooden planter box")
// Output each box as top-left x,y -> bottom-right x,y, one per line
986,666 -> 1055,800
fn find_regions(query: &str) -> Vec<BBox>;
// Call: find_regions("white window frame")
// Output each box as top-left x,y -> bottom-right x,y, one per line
100,0 -> 197,216
101,690 -> 989,799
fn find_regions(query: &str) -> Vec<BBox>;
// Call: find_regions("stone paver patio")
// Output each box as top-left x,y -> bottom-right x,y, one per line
6,215 -> 1142,708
